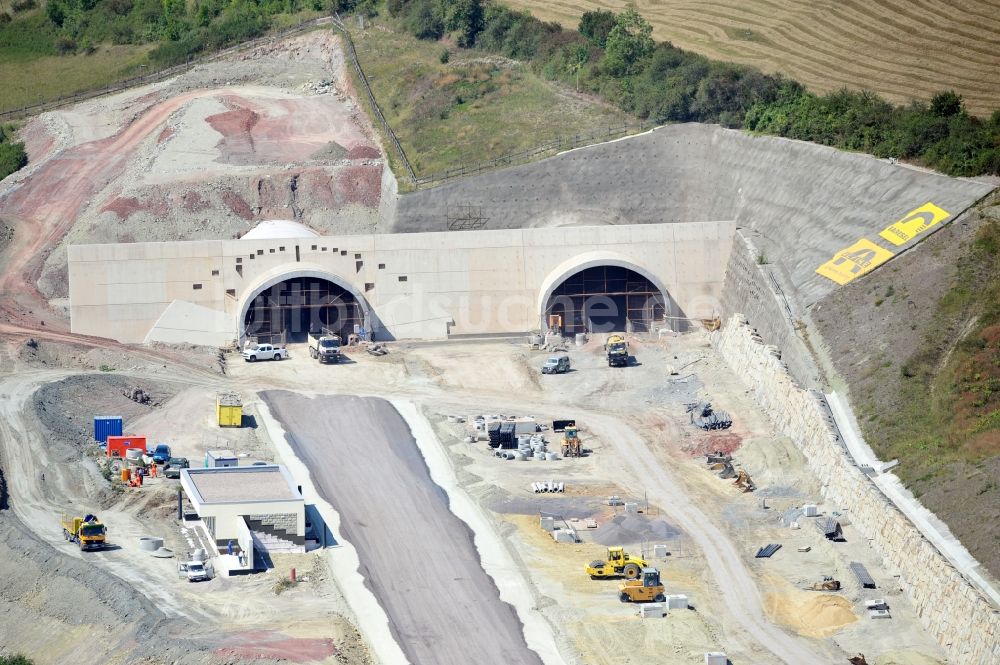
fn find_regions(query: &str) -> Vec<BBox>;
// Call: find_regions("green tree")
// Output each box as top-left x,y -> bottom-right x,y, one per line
578,9 -> 614,48
404,0 -> 443,40
0,654 -> 35,665
930,90 -> 963,117
441,0 -> 483,47
601,7 -> 653,76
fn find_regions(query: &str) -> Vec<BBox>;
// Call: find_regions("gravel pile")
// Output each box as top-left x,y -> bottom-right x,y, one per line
591,514 -> 681,545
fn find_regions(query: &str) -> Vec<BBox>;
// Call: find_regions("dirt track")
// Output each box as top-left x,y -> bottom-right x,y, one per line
261,391 -> 544,665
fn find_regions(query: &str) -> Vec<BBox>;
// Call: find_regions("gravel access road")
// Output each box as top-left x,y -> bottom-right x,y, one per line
261,391 -> 544,665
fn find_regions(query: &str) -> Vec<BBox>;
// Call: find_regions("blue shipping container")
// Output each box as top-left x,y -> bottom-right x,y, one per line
94,416 -> 123,443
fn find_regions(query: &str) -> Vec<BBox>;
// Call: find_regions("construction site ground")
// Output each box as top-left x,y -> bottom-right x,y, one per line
0,328 -> 948,664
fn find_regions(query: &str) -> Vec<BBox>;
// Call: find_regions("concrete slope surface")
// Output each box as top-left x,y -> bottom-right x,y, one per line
393,123 -> 994,307
260,391 -> 544,665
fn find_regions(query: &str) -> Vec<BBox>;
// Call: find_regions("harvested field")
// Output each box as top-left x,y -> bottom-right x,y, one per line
505,0 -> 1000,117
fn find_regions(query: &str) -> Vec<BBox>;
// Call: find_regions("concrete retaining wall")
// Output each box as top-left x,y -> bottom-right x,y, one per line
720,230 -> 820,388
713,316 -> 999,664
395,124 -> 994,308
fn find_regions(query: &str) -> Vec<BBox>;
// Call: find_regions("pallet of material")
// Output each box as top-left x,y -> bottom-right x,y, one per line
850,562 -> 876,588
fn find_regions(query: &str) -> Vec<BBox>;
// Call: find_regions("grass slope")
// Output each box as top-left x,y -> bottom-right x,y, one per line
0,44 -> 153,113
504,0 -> 1000,117
815,193 -> 1000,577
348,18 -> 625,177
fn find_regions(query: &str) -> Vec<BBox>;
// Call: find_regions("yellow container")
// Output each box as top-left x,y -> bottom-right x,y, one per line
216,392 -> 243,427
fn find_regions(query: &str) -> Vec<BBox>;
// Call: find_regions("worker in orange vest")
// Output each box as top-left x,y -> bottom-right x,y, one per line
150,462 -> 157,478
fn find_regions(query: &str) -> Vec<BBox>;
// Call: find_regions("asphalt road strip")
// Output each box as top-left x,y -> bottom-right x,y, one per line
257,394 -> 409,665
391,399 -> 567,665
258,391 -> 562,665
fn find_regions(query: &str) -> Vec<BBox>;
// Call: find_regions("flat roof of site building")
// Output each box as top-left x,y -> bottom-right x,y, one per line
181,465 -> 301,504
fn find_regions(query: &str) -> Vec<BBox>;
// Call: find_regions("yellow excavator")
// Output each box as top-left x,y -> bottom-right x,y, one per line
619,568 -> 666,603
586,546 -> 647,579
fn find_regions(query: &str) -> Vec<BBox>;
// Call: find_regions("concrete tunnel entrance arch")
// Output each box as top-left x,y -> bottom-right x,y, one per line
239,268 -> 371,345
538,254 -> 678,336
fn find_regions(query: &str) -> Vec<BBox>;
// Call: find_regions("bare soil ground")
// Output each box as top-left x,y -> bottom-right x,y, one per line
220,334 -> 947,665
0,29 -> 387,333
504,0 -> 1000,117
0,336 -> 374,665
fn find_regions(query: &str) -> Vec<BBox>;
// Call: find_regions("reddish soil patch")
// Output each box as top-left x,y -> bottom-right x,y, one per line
346,145 -> 380,160
221,190 -> 254,220
180,191 -> 209,213
100,196 -> 168,221
683,431 -> 743,457
214,631 -> 338,662
207,96 -> 261,164
334,164 -> 382,207
157,126 -> 175,144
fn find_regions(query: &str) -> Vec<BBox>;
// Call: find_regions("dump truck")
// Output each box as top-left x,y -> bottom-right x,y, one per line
308,331 -> 342,364
605,334 -> 629,367
61,514 -> 107,551
242,343 -> 287,362
586,546 -> 647,579
619,567 -> 666,603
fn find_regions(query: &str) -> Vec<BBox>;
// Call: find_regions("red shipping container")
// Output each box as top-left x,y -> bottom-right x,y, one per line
106,435 -> 147,458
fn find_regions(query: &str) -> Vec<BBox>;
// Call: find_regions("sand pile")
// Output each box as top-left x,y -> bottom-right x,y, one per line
765,591 -> 856,638
591,514 -> 680,545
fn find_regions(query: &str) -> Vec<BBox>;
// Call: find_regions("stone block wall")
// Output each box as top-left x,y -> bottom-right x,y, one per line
714,316 -> 999,664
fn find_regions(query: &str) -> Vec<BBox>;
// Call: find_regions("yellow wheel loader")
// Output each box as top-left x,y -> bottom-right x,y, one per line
586,546 -> 647,579
619,568 -> 666,603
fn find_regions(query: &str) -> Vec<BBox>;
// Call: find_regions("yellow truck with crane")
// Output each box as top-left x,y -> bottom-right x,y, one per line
61,514 -> 107,551
619,567 -> 667,603
605,334 -> 629,367
586,546 -> 648,579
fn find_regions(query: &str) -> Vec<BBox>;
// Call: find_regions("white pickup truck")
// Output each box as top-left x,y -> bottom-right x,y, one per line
242,343 -> 288,362
178,560 -> 211,583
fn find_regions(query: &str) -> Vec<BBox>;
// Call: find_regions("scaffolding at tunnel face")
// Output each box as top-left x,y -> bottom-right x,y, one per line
243,277 -> 364,344
544,266 -> 668,335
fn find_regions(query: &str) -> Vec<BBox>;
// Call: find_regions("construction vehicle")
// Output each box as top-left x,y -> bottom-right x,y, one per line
618,567 -> 666,603
733,470 -> 756,492
807,576 -> 841,591
308,330 -> 342,363
61,514 -> 107,551
605,334 -> 629,367
586,546 -> 648,579
561,424 -> 582,457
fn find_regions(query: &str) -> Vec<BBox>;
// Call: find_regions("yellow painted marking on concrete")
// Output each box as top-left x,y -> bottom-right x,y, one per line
879,202 -> 951,246
816,239 -> 895,285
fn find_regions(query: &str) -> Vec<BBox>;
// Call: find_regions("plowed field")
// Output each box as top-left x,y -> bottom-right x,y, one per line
506,0 -> 1000,117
